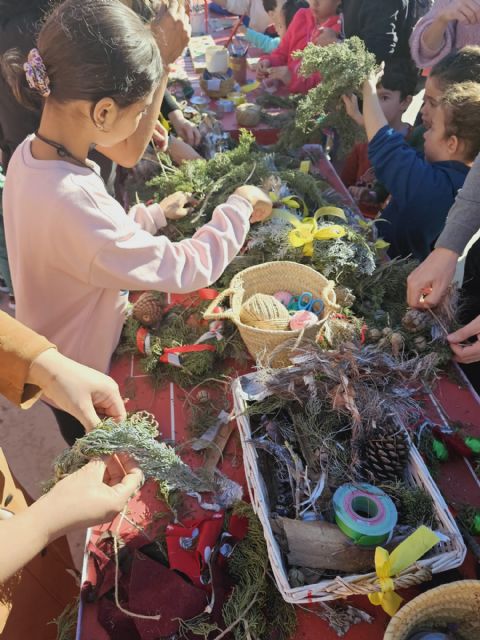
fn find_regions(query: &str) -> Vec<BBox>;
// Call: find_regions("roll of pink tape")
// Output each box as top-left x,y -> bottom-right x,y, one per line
289,310 -> 318,331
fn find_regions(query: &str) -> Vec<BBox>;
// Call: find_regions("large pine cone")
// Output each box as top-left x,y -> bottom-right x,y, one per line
362,420 -> 410,483
132,292 -> 166,327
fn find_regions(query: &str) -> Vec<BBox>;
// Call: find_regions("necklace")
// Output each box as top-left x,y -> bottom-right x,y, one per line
34,130 -> 100,178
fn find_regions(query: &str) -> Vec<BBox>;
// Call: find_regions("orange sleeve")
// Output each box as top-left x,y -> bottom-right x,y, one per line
0,312 -> 56,408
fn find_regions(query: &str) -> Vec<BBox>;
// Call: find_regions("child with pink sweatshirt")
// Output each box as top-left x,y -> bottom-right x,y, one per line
2,0 -> 272,444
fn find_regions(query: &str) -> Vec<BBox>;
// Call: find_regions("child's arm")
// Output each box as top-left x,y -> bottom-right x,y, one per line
361,71 -> 389,142
89,188 -> 272,294
245,28 -> 279,53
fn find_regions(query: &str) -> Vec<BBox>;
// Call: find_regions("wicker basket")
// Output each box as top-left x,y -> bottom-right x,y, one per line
204,261 -> 338,367
384,580 -> 480,640
199,74 -> 235,99
232,374 -> 466,604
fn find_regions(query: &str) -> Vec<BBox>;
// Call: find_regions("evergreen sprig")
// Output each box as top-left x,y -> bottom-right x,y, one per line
49,413 -> 214,494
292,37 -> 378,150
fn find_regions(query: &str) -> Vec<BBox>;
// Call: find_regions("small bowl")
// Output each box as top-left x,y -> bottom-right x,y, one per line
190,96 -> 210,111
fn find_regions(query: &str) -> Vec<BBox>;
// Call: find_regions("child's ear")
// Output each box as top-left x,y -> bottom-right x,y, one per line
446,134 -> 460,156
92,98 -> 118,133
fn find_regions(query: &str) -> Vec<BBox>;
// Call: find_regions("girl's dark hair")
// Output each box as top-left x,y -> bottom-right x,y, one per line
1,0 -> 163,111
262,0 -> 308,28
283,0 -> 308,28
430,46 -> 480,90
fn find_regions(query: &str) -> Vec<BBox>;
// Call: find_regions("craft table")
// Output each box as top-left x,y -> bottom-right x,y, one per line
172,14 -> 289,145
77,328 -> 480,640
77,13 -> 480,638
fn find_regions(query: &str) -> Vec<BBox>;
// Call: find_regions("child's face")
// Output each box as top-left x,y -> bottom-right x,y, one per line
423,106 -> 452,162
377,86 -> 411,126
93,91 -> 155,147
268,4 -> 287,38
308,0 -> 340,22
421,76 -> 443,129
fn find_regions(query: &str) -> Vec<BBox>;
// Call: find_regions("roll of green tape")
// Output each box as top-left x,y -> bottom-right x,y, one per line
333,483 -> 398,547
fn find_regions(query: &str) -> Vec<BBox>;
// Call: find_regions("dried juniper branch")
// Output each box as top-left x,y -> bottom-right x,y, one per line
48,412 -> 214,494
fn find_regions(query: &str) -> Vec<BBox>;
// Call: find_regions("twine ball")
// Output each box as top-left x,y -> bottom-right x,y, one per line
240,293 -> 290,330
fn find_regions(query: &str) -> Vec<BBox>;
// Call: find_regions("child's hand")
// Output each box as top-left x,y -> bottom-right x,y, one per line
364,64 -> 385,93
256,59 -> 271,80
152,121 -> 169,152
234,186 -> 273,223
38,455 -> 144,538
267,66 -> 291,85
160,191 -> 195,219
342,94 -> 364,127
313,27 -> 339,47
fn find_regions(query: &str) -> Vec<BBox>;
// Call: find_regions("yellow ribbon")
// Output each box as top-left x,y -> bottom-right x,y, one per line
271,208 -> 346,256
368,526 -> 440,616
269,193 -> 308,215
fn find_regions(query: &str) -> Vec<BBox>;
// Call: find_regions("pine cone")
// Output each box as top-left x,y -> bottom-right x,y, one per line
402,309 -> 430,334
362,421 -> 410,483
132,292 -> 166,327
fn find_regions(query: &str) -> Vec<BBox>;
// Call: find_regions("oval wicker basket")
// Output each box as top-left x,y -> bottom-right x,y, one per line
199,75 -> 235,99
204,261 -> 338,367
384,580 -> 480,640
231,375 -> 467,604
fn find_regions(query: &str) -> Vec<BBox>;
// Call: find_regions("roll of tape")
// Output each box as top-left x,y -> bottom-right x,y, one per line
217,99 -> 234,113
333,483 -> 397,547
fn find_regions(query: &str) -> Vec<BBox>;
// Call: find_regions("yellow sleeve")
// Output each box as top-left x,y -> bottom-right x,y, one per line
0,312 -> 56,408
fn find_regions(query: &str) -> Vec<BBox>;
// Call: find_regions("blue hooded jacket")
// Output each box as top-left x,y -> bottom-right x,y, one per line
370,125 -> 470,261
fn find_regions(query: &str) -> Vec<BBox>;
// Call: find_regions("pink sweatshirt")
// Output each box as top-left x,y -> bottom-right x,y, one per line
3,135 -> 252,374
409,0 -> 480,68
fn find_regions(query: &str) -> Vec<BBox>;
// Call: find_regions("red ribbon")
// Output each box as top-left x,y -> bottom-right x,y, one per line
136,327 -> 150,355
197,288 -> 218,300
158,343 -> 216,363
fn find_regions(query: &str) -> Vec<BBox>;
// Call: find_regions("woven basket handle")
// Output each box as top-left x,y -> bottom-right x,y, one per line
203,287 -> 237,321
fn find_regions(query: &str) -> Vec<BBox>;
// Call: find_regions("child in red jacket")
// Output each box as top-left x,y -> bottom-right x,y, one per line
256,0 -> 341,94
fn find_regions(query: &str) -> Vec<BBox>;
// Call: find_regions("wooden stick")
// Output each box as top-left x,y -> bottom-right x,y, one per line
226,15 -> 245,48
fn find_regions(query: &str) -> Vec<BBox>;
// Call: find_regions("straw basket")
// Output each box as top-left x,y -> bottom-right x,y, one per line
204,262 -> 338,367
384,580 -> 480,640
199,74 -> 235,99
232,374 -> 466,604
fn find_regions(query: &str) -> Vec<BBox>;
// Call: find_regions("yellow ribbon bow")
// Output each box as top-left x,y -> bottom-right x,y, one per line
271,207 -> 346,257
369,526 -> 440,616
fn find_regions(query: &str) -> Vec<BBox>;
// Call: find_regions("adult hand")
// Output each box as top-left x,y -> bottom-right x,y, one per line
38,455 -> 144,539
151,0 -> 191,66
152,121 -> 169,152
256,59 -> 271,80
441,0 -> 480,25
168,110 -> 201,146
342,94 -> 364,127
406,247 -> 459,308
168,137 -> 202,164
160,191 -> 195,219
234,185 -> 273,223
267,65 -> 291,85
448,315 -> 480,363
27,350 -> 126,431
